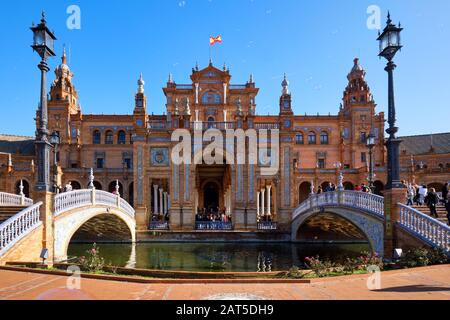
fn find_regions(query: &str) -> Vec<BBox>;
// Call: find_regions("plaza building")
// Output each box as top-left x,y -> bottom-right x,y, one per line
1,51 -> 449,233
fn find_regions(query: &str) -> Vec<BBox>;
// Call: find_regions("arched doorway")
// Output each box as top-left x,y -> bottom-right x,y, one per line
203,182 -> 219,210
321,181 -> 331,191
428,183 -> 444,192
15,180 -> 30,198
89,181 -> 102,190
109,181 -> 124,196
373,181 -> 384,196
298,182 -> 311,204
71,181 -> 82,190
344,182 -> 354,190
128,182 -> 134,207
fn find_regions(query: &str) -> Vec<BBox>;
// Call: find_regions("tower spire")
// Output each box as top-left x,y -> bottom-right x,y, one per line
137,73 -> 145,94
62,45 -> 67,65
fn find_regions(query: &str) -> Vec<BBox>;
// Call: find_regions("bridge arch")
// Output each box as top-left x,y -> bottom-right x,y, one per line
53,189 -> 136,261
291,191 -> 385,256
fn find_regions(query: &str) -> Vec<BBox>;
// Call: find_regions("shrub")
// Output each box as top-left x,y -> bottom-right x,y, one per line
286,266 -> 305,279
304,256 -> 334,278
426,248 -> 449,265
78,243 -> 105,273
357,251 -> 384,270
398,248 -> 430,268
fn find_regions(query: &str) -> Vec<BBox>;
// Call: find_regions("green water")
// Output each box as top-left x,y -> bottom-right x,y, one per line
68,242 -> 370,272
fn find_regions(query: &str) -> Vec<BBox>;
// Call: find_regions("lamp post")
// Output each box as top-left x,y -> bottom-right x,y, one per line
31,12 -> 57,192
377,12 -> 404,190
366,132 -> 376,193
50,131 -> 60,193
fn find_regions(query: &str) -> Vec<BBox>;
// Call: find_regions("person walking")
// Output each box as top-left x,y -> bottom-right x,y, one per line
425,188 -> 440,218
406,183 -> 415,206
418,184 -> 428,206
445,194 -> 450,226
442,183 -> 449,205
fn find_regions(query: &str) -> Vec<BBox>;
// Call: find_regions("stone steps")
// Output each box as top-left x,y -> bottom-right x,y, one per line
0,206 -> 27,224
411,205 -> 449,225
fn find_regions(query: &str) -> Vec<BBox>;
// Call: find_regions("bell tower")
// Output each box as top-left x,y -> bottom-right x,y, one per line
279,74 -> 293,116
133,74 -> 148,132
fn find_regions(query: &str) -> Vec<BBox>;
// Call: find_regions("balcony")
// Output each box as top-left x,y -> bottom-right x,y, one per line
148,121 -> 169,130
149,221 -> 170,230
191,122 -> 236,131
254,122 -> 280,130
257,221 -> 278,231
195,221 -> 233,231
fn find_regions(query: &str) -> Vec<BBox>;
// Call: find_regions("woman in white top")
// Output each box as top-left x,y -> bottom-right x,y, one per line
418,185 -> 428,206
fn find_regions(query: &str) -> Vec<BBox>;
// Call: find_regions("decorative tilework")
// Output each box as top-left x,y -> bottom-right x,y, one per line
284,147 -> 290,206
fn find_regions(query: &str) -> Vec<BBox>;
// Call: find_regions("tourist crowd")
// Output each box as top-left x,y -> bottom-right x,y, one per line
196,207 -> 232,224
405,182 -> 450,226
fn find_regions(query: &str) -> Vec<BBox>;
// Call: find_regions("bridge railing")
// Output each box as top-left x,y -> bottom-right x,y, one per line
0,192 -> 33,207
0,202 -> 42,256
54,189 -> 135,219
293,190 -> 385,220
398,204 -> 450,255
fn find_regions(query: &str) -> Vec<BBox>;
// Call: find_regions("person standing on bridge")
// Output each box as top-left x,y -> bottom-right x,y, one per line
425,188 -> 440,218
445,193 -> 450,226
406,183 -> 415,206
442,183 -> 449,205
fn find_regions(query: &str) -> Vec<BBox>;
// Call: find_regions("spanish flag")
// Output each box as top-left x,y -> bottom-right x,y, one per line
210,35 -> 222,46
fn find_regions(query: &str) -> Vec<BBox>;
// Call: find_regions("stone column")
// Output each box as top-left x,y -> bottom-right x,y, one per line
256,191 -> 260,217
164,192 -> 168,215
223,83 -> 227,104
195,83 -> 199,104
384,187 -> 407,259
159,188 -> 164,215
223,110 -> 227,122
153,185 -> 158,215
261,188 -> 265,218
266,185 -> 272,216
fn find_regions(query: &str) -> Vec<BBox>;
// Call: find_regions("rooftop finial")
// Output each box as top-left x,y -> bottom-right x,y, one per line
62,45 -> 67,65
281,73 -> 289,95
387,11 -> 392,24
137,73 -> 145,94
249,73 -> 254,83
168,73 -> 173,83
41,10 -> 46,23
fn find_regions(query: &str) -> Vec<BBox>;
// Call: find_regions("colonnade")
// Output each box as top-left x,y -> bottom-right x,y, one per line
153,184 -> 170,216
256,185 -> 272,218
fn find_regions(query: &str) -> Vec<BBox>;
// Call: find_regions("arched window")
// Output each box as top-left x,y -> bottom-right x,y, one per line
308,132 -> 316,145
118,130 -> 126,144
295,134 -> 304,145
320,131 -> 329,145
105,131 -> 114,144
207,117 -> 215,129
93,130 -> 101,144
201,91 -> 221,105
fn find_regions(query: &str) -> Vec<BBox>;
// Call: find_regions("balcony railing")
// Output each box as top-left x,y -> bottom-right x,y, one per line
254,122 -> 280,130
148,121 -> 169,130
257,221 -> 278,231
149,221 -> 170,230
195,221 -> 233,230
0,192 -> 33,207
191,122 -> 236,131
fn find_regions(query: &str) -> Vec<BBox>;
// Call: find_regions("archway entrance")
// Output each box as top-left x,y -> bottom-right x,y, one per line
203,182 -> 219,210
374,181 -> 384,196
298,182 -> 311,204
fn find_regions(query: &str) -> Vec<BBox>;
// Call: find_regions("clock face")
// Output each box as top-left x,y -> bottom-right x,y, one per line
136,119 -> 143,127
283,100 -> 290,109
137,100 -> 143,107
284,120 -> 291,128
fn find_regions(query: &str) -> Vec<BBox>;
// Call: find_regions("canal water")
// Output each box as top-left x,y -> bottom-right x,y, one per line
68,242 -> 370,272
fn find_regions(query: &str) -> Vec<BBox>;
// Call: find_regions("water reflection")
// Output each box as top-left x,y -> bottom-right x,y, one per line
68,242 -> 370,272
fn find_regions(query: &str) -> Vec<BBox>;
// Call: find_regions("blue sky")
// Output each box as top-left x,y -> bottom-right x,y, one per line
0,0 -> 449,137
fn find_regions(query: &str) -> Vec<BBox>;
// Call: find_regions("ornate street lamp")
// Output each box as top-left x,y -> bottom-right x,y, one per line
377,12 -> 404,189
366,132 -> 376,193
31,12 -> 57,192
50,131 -> 60,193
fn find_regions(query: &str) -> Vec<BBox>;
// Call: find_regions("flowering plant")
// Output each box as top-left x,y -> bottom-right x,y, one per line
78,243 -> 105,273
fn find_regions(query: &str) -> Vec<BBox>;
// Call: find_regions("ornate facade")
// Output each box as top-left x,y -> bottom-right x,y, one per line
1,52 -> 449,232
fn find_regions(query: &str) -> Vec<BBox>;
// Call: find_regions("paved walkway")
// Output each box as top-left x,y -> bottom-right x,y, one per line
0,265 -> 449,300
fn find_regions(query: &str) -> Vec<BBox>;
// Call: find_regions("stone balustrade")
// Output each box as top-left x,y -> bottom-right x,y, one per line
0,202 -> 42,256
0,192 -> 33,207
293,190 -> 385,221
54,189 -> 135,219
398,204 -> 450,255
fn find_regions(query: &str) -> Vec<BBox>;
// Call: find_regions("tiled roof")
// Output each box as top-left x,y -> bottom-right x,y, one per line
0,134 -> 35,156
399,133 -> 450,155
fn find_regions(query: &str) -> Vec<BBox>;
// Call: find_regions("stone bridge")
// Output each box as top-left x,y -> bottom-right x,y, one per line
292,190 -> 450,257
0,189 -> 135,265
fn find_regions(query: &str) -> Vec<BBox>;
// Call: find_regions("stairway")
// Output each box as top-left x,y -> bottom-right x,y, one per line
0,206 -> 27,225
412,205 -> 449,225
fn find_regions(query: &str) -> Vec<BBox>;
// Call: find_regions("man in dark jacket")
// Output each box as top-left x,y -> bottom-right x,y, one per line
442,183 -> 449,205
425,188 -> 440,218
445,194 -> 450,226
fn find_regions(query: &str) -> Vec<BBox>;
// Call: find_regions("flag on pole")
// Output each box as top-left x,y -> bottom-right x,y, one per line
210,35 -> 222,46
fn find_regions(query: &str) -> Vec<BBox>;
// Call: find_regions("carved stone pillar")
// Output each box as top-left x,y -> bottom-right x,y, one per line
153,185 -> 158,215
261,188 -> 265,218
159,188 -> 163,215
266,185 -> 272,216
